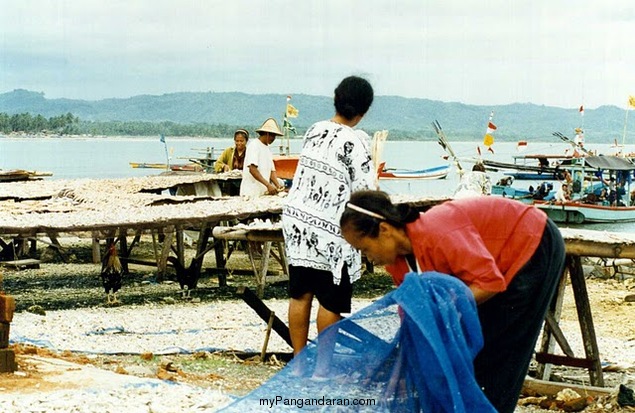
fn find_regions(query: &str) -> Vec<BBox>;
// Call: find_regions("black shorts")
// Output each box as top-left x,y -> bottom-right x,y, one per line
288,265 -> 352,314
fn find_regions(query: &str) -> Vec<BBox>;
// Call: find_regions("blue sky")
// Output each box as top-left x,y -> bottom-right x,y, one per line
1,0 -> 634,109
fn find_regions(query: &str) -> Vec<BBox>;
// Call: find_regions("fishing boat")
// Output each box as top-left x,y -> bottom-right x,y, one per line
0,169 -> 52,182
169,163 -> 203,172
129,162 -> 168,169
378,163 -> 450,180
535,155 -> 635,223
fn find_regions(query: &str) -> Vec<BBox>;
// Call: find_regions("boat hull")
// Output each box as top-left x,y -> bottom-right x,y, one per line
379,164 -> 450,180
535,202 -> 635,223
129,162 -> 168,169
273,155 -> 300,180
169,163 -> 203,172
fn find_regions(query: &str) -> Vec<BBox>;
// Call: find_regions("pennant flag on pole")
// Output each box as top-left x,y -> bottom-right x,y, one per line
516,140 -> 528,152
483,111 -> 496,151
286,103 -> 299,118
285,95 -> 299,118
283,117 -> 297,134
629,95 -> 635,108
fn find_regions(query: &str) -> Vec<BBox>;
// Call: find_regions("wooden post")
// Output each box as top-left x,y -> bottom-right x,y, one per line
91,232 -> 101,264
568,256 -> 604,386
157,227 -> 174,282
0,294 -> 16,372
118,231 -> 129,273
261,311 -> 276,362
537,270 -> 569,381
535,255 -> 604,387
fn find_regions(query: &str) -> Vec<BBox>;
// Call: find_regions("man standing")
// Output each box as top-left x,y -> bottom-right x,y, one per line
240,118 -> 285,196
282,76 -> 376,369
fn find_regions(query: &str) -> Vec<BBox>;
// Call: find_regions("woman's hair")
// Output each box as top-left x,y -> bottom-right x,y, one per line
334,76 -> 374,120
340,190 -> 419,238
472,163 -> 486,172
234,129 -> 249,140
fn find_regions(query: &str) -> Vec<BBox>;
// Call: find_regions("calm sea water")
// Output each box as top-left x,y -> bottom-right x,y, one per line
2,135 -> 634,233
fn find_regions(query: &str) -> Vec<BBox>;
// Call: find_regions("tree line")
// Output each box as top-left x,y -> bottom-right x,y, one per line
0,112 -> 79,135
0,112 -> 259,138
0,111 -> 425,140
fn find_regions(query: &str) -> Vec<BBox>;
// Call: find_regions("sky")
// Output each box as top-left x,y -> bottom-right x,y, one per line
1,0 -> 634,109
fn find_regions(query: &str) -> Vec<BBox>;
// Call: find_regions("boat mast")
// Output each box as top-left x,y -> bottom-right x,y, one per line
622,96 -> 635,147
281,95 -> 298,156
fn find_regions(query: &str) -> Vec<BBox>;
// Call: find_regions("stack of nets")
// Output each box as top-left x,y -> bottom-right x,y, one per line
220,272 -> 496,412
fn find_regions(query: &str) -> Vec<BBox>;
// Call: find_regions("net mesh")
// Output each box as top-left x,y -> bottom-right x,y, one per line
219,272 -> 496,412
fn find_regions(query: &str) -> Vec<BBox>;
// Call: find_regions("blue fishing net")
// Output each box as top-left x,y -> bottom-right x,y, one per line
219,272 -> 496,412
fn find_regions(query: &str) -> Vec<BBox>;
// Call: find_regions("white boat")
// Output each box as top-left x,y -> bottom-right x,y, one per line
378,163 -> 451,180
535,155 -> 635,223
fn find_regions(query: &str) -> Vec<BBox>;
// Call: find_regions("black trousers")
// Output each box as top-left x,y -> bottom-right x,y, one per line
473,218 -> 565,413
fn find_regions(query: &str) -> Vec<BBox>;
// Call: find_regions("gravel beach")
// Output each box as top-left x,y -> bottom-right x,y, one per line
1,238 -> 634,412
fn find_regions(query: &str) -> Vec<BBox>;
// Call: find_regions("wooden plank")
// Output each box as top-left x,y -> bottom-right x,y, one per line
522,376 -> 612,398
212,227 -> 284,242
535,353 -> 595,369
237,286 -> 292,347
0,258 -> 40,269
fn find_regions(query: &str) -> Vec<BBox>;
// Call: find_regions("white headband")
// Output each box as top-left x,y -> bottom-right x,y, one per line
346,203 -> 385,220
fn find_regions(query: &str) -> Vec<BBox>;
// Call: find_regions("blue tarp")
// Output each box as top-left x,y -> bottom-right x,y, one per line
219,272 -> 496,412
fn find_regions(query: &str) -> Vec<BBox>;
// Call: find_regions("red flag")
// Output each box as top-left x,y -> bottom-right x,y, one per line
579,105 -> 584,116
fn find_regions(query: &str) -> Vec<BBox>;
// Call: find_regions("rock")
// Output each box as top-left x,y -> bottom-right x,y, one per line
27,305 -> 46,316
618,384 -> 635,407
140,352 -> 154,361
123,364 -> 155,377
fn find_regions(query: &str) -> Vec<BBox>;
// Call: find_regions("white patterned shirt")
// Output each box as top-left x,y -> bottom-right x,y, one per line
282,120 -> 377,284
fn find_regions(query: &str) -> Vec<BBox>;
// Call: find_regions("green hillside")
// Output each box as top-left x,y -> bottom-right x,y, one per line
0,89 -> 631,142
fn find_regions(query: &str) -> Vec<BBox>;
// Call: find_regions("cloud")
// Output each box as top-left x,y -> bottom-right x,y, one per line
1,0 -> 634,109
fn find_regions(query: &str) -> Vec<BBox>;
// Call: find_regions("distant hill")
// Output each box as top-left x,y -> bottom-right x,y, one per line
0,89 -> 632,142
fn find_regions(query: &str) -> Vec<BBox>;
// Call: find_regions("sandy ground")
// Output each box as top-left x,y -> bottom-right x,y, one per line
0,238 -> 634,412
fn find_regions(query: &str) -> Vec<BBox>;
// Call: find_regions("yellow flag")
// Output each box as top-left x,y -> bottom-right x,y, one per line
286,103 -> 299,118
483,134 -> 494,147
629,95 -> 635,108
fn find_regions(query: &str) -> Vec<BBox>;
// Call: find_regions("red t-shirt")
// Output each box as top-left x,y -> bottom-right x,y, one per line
385,197 -> 548,292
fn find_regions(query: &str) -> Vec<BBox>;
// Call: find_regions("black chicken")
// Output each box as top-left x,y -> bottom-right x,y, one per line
166,256 -> 199,299
101,243 -> 123,304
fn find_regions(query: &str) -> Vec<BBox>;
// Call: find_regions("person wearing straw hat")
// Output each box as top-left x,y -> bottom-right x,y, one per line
239,118 -> 285,196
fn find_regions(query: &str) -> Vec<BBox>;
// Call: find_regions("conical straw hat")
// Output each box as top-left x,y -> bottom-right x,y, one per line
256,118 -> 283,136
